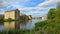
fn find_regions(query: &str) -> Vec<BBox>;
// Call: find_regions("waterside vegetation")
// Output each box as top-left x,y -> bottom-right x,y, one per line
35,5 -> 60,34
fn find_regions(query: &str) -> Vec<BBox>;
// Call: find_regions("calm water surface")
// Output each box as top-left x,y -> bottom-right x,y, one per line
0,19 -> 42,31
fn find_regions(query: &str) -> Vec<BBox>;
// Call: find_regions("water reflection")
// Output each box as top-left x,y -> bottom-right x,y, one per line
0,19 -> 42,31
4,22 -> 16,30
20,20 -> 34,30
4,20 -> 34,30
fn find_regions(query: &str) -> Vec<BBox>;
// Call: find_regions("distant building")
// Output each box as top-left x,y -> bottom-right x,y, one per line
20,14 -> 28,20
42,16 -> 47,21
28,15 -> 32,20
20,14 -> 32,20
32,16 -> 47,21
4,9 -> 20,20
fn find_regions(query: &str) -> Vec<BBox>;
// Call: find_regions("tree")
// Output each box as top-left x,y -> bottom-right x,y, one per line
47,8 -> 56,19
5,18 -> 15,22
47,5 -> 60,23
55,6 -> 60,19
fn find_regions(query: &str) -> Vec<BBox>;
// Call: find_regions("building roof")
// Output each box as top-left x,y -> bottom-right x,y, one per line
5,9 -> 20,12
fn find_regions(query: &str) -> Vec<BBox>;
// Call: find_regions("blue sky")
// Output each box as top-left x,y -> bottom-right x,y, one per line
0,0 -> 59,17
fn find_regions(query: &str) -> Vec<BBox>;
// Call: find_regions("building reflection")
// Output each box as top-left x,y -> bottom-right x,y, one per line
4,22 -> 16,30
4,20 -> 33,30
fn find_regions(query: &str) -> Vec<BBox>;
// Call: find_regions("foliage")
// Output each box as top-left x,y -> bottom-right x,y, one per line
0,29 -> 24,34
47,8 -> 56,19
0,29 -> 35,34
35,6 -> 60,34
5,18 -> 15,22
0,16 -> 4,22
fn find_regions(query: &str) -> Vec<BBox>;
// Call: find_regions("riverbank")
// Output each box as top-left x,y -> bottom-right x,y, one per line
35,5 -> 60,34
0,29 -> 35,34
35,20 -> 60,34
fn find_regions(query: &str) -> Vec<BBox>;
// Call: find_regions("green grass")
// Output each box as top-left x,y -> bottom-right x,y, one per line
0,29 -> 35,34
35,20 -> 60,34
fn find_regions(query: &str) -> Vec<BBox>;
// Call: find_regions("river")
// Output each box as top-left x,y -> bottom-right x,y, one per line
0,19 -> 42,31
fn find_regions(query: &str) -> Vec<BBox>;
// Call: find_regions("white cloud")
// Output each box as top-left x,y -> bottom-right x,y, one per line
0,0 -> 48,10
0,0 -> 28,8
1,0 -> 60,17
17,0 -> 60,11
37,0 -> 60,7
0,9 -> 4,14
19,7 -> 47,11
0,0 -> 8,8
0,0 -> 50,16
18,0 -> 29,2
1,0 -> 60,10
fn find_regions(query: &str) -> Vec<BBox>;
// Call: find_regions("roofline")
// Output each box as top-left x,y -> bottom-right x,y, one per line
5,9 -> 20,13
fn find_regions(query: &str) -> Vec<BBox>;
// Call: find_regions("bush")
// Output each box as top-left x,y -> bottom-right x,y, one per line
4,18 -> 15,22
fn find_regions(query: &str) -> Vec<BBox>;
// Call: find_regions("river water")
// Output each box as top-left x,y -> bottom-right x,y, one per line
0,19 -> 42,31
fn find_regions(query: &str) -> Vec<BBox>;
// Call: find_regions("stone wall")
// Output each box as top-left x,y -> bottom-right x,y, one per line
4,9 -> 20,20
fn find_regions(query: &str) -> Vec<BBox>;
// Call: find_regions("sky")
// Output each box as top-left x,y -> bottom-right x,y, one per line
0,0 -> 60,17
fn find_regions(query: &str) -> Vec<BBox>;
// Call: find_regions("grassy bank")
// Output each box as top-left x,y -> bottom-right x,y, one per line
35,20 -> 60,34
0,29 -> 35,34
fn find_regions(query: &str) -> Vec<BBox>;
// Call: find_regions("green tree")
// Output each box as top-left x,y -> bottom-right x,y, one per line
5,18 -> 15,22
47,8 -> 56,19
55,6 -> 60,19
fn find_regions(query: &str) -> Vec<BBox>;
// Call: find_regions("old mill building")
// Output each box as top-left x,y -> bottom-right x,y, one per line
4,9 -> 20,20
